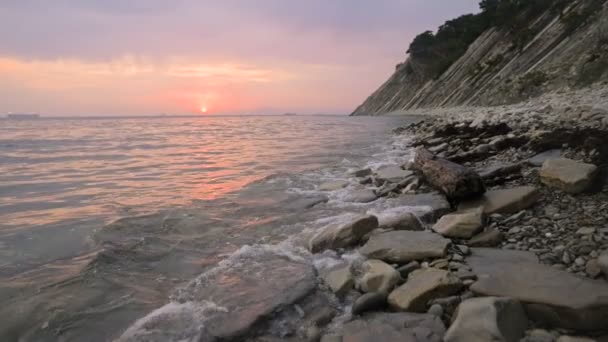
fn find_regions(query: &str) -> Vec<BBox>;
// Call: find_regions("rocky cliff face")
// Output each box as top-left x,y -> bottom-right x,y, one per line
353,0 -> 608,116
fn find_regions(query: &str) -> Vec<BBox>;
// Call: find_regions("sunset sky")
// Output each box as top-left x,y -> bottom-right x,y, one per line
0,0 -> 479,115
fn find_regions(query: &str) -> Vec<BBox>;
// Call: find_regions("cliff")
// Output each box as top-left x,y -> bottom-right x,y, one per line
352,0 -> 608,116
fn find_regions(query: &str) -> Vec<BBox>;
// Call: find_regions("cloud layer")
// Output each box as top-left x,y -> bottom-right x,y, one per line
0,0 -> 479,115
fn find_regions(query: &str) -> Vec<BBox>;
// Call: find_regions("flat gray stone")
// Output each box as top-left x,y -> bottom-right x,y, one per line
322,263 -> 354,296
309,215 -> 379,253
540,158 -> 598,194
343,189 -> 378,203
342,312 -> 445,342
360,231 -> 450,263
432,208 -> 484,239
359,260 -> 401,295
459,186 -> 540,215
392,193 -> 451,222
468,248 -> 608,331
528,149 -> 561,167
319,180 -> 350,191
388,268 -> 463,313
380,212 -> 424,231
375,165 -> 414,183
444,297 -> 528,342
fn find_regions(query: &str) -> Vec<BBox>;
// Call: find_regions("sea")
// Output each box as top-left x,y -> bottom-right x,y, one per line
0,114 -> 423,341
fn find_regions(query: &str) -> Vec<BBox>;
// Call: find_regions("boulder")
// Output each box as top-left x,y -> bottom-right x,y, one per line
343,190 -> 378,203
459,186 -> 540,215
468,248 -> 608,331
342,312 -> 445,342
322,263 -> 354,296
388,268 -> 463,312
319,180 -> 350,191
375,165 -> 414,183
444,297 -> 528,342
359,260 -> 401,294
432,208 -> 484,239
380,212 -> 424,231
118,255 -> 317,341
468,228 -> 503,247
395,193 -> 451,222
352,292 -> 387,316
360,231 -> 450,263
540,158 -> 598,194
309,215 -> 379,253
528,149 -> 562,167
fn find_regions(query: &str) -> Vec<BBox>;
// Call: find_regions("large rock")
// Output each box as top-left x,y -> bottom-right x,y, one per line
388,268 -> 463,312
375,165 -> 414,183
360,231 -> 450,263
380,212 -> 424,231
343,189 -> 378,203
540,158 -> 598,194
322,263 -> 354,296
394,193 -> 452,222
459,186 -> 540,215
468,248 -> 608,331
309,215 -> 379,253
444,297 -> 528,342
118,255 -> 316,341
359,260 -> 401,294
319,180 -> 350,191
342,312 -> 445,342
432,208 -> 484,239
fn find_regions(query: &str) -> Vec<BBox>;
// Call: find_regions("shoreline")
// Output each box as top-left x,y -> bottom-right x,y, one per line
120,94 -> 608,341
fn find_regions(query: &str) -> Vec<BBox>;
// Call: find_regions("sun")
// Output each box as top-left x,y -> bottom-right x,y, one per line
200,106 -> 208,114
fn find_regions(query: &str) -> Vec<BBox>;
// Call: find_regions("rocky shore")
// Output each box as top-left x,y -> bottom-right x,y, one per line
124,94 -> 608,342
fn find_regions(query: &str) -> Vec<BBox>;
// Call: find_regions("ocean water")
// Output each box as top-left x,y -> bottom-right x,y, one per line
0,115 -> 422,341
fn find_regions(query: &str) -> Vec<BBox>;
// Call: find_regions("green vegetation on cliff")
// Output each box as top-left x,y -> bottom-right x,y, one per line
407,0 -> 605,80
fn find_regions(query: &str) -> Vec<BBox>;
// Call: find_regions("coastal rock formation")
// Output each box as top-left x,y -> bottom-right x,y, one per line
352,0 -> 608,115
468,248 -> 608,331
444,297 -> 528,342
309,215 -> 379,253
540,158 -> 598,194
360,231 -> 450,263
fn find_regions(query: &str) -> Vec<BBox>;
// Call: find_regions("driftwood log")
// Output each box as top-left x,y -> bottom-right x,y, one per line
413,148 -> 486,201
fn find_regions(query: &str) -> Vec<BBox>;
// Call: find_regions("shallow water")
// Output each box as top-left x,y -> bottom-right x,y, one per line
0,115 -> 421,341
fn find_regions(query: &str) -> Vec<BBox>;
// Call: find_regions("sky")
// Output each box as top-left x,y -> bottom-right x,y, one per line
0,0 -> 480,115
